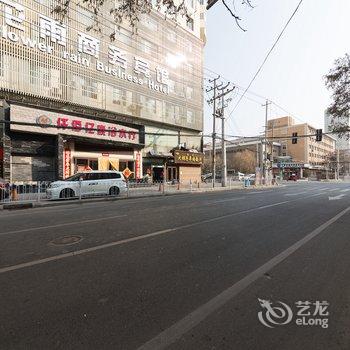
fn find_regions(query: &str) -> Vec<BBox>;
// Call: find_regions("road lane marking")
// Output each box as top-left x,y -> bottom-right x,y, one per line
256,201 -> 289,210
285,191 -> 308,196
137,206 -> 350,350
247,190 -> 275,194
0,215 -> 126,236
329,194 -> 346,201
340,189 -> 350,193
0,192 -> 330,274
208,197 -> 245,204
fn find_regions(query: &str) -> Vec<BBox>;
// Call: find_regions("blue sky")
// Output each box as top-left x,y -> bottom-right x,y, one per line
203,0 -> 350,138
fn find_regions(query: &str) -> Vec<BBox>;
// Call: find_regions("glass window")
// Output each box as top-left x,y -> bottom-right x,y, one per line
186,86 -> 193,99
109,173 -> 121,179
86,173 -> 100,180
77,5 -> 94,29
65,173 -> 83,181
186,63 -> 194,75
139,38 -> 157,55
115,27 -> 132,46
144,17 -> 158,31
0,54 -> 3,77
82,77 -> 98,99
187,110 -> 194,124
113,88 -> 127,104
167,30 -> 177,43
30,62 -> 38,85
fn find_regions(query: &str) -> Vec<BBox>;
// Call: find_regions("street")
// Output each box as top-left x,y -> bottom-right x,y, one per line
0,182 -> 350,350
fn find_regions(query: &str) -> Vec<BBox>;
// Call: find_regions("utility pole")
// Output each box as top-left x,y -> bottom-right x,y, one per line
336,149 -> 340,180
262,100 -> 272,185
216,83 -> 235,187
206,76 -> 222,188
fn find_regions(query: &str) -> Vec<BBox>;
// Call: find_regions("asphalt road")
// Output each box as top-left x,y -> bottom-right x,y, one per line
0,181 -> 349,350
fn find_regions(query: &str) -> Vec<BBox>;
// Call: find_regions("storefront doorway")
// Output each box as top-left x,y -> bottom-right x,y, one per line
152,166 -> 164,182
167,166 -> 178,182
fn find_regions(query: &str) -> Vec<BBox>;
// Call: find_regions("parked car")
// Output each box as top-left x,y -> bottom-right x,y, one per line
46,171 -> 126,200
0,178 -> 10,200
288,173 -> 297,181
232,172 -> 245,181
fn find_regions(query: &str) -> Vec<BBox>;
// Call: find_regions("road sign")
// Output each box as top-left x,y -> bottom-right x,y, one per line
122,167 -> 133,179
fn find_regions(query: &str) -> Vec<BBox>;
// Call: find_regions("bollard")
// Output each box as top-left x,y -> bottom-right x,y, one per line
11,185 -> 18,201
177,181 -> 180,190
37,181 -> 41,202
78,179 -> 82,201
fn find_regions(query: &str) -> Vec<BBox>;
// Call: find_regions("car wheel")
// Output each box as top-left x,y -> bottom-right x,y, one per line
59,188 -> 75,199
109,186 -> 120,196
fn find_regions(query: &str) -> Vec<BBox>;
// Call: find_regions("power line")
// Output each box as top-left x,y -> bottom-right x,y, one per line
227,0 -> 304,118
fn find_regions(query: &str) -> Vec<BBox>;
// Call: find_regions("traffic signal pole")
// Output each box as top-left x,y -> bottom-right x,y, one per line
262,100 -> 272,185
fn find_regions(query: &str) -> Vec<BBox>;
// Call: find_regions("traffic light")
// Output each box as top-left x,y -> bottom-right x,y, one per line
292,132 -> 298,144
316,129 -> 323,142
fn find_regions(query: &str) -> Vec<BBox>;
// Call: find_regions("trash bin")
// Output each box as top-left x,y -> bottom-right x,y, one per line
244,178 -> 251,188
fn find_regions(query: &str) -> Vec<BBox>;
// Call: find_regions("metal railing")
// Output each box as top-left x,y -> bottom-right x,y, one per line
0,178 -> 248,205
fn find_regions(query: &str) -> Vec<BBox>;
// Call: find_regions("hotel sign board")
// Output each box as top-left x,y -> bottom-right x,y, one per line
10,105 -> 140,145
0,0 -> 169,95
174,150 -> 203,165
278,162 -> 304,168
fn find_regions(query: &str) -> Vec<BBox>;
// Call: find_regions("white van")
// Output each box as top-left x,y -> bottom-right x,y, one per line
46,171 -> 126,199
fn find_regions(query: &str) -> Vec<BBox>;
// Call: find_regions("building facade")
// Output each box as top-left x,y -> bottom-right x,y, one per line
0,0 -> 205,183
204,138 -> 282,175
267,116 -> 336,178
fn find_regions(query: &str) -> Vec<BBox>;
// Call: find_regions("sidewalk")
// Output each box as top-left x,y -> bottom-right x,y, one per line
0,182 -> 275,211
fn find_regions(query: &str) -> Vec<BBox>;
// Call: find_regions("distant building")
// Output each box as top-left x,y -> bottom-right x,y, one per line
324,111 -> 350,150
203,137 -> 281,175
267,116 -> 336,179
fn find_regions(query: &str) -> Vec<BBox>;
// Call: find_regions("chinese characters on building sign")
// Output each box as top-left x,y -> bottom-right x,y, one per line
0,0 -> 169,94
174,151 -> 203,165
10,105 -> 141,145
64,149 -> 71,178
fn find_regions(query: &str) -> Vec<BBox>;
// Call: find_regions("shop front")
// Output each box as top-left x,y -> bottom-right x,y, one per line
3,104 -> 144,182
142,149 -> 203,183
273,161 -> 307,180
173,150 -> 204,184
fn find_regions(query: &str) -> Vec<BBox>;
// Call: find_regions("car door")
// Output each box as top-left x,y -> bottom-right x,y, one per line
80,173 -> 100,197
97,172 -> 110,195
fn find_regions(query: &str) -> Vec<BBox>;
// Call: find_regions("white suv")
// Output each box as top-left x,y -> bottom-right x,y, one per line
46,171 -> 126,200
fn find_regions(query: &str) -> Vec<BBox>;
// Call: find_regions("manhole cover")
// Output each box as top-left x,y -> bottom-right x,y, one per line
49,235 -> 82,246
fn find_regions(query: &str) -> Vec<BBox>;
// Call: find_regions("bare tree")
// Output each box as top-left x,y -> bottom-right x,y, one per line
53,0 -> 255,38
325,53 -> 350,136
227,149 -> 256,174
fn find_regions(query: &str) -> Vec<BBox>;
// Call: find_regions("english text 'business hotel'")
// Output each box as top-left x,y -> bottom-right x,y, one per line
0,0 -> 206,183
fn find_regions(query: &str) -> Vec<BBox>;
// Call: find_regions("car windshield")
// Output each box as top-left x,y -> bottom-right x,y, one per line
64,173 -> 83,181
